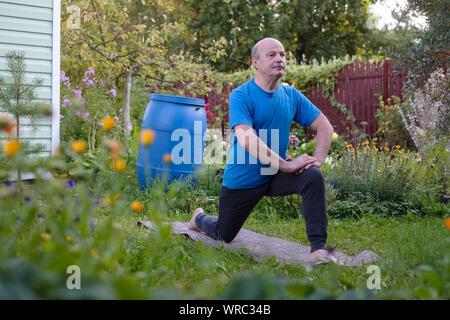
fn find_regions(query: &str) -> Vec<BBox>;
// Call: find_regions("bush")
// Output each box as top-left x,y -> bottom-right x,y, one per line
375,95 -> 415,151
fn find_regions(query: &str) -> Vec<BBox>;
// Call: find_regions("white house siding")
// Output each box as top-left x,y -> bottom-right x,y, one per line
0,0 -> 60,157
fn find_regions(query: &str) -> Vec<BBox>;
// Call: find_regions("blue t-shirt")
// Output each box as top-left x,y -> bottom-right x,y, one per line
222,78 -> 321,189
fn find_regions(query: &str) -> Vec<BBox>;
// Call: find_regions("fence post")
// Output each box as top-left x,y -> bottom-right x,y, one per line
383,60 -> 389,105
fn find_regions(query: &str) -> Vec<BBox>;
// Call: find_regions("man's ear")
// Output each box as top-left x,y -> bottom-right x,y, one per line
252,58 -> 258,70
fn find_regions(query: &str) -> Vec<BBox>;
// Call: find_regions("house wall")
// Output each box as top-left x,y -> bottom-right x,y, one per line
0,0 -> 60,157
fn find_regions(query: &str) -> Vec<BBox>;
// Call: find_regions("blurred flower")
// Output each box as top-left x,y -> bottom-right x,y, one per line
4,181 -> 15,189
113,159 -> 127,172
86,79 -> 94,87
60,114 -> 64,120
82,112 -> 89,120
66,235 -> 73,242
114,116 -> 119,122
377,169 -> 381,173
98,121 -> 104,127
62,98 -> 72,107
90,218 -> 95,231
65,180 -> 76,189
40,233 -> 50,241
24,197 -> 33,205
445,218 -> 450,230
332,132 -> 338,141
75,110 -> 81,117
131,201 -> 144,212
163,153 -> 171,164
140,129 -> 155,146
106,139 -> 120,160
108,89 -> 117,97
2,139 -> 20,157
102,116 -> 115,130
91,248 -> 99,258
71,140 -> 86,153
71,88 -> 82,99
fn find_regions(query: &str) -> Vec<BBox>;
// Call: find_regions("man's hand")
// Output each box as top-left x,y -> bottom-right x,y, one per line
279,154 -> 318,174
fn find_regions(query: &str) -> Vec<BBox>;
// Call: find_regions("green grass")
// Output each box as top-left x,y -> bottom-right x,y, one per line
112,196 -> 448,299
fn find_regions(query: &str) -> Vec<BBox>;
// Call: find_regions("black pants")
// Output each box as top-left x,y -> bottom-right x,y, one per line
195,166 -> 328,252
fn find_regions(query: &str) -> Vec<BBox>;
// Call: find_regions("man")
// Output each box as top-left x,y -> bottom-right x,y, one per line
188,38 -> 337,265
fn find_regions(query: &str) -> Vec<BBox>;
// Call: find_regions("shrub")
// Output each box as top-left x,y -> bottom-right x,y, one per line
375,95 -> 415,151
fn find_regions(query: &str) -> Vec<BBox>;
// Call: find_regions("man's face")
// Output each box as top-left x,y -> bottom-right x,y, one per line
252,39 -> 286,79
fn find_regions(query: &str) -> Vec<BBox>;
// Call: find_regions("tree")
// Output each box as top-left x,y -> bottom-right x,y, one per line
0,51 -> 50,182
61,0 -> 187,134
275,0 -> 377,63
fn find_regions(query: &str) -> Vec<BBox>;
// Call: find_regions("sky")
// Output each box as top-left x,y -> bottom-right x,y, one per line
369,0 -> 427,29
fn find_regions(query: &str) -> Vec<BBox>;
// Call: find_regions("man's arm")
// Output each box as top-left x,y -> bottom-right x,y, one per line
234,124 -> 317,173
304,113 -> 334,171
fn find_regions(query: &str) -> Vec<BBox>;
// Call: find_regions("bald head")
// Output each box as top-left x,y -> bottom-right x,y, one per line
251,38 -> 284,59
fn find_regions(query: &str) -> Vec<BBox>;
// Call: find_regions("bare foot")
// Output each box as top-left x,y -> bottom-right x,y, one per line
187,208 -> 204,232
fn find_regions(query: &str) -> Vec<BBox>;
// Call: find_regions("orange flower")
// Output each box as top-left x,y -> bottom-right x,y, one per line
163,153 -> 172,164
2,139 -> 20,157
445,218 -> 450,230
387,165 -> 392,169
131,201 -> 144,212
71,140 -> 86,153
399,158 -> 403,162
140,129 -> 155,146
102,116 -> 116,130
384,147 -> 390,151
113,159 -> 127,172
0,115 -> 15,134
287,154 -> 291,159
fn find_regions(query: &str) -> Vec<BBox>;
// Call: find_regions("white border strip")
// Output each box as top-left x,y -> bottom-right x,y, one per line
51,0 -> 60,155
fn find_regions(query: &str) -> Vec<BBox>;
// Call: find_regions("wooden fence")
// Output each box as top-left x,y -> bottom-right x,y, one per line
304,59 -> 407,137
203,59 -> 407,138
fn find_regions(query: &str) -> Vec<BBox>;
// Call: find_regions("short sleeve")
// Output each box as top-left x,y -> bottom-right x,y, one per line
293,89 -> 321,128
229,89 -> 253,130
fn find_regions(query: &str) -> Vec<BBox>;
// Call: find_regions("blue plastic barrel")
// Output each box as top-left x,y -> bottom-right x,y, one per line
137,93 -> 206,189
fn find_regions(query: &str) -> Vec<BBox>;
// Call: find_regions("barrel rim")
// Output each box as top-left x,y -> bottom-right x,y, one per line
150,93 -> 205,106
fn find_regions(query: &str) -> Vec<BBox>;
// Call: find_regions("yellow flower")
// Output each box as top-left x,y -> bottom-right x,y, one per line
66,235 -> 73,242
131,201 -> 144,212
113,159 -> 127,172
140,129 -> 155,146
2,139 -> 20,157
163,153 -> 172,164
71,140 -> 86,153
102,116 -> 116,130
387,165 -> 392,169
91,248 -> 99,258
396,145 -> 401,149
377,169 -> 381,173
293,153 -> 297,156
40,233 -> 50,241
